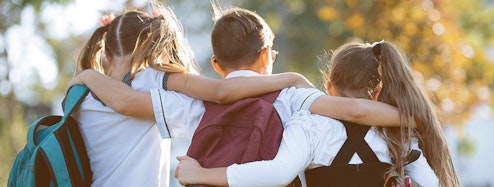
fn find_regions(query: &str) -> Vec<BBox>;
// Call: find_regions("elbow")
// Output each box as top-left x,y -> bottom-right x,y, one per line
213,86 -> 234,104
346,99 -> 370,121
214,91 -> 230,104
110,100 -> 132,115
273,174 -> 301,186
107,93 -> 135,116
278,178 -> 298,187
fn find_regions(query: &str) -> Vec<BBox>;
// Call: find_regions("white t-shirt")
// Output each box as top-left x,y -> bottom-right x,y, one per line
75,68 -> 170,187
149,69 -> 326,139
227,110 -> 439,187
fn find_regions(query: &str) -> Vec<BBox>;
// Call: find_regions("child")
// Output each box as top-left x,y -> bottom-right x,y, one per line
71,5 -> 310,186
69,5 -> 406,186
174,41 -> 460,187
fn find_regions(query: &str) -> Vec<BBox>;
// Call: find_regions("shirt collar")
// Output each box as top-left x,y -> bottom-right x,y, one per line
225,70 -> 260,79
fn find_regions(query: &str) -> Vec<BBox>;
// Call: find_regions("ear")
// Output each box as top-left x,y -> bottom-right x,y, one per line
105,56 -> 113,67
211,55 -> 225,77
326,81 -> 336,96
258,47 -> 270,66
371,88 -> 381,101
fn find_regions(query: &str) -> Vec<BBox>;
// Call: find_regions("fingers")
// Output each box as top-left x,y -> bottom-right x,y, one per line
176,155 -> 190,161
174,156 -> 189,186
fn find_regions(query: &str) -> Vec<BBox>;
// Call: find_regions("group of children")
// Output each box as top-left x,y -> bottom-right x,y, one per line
67,2 -> 460,187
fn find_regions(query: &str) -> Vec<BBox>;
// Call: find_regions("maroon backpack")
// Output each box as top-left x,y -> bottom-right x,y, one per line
187,90 -> 283,168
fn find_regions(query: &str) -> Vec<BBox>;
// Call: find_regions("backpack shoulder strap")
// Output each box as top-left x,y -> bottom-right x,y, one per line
63,84 -> 90,117
259,90 -> 282,104
27,84 -> 89,151
332,121 -> 379,164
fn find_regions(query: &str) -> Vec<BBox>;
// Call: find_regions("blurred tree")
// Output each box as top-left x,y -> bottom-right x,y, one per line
0,0 -> 146,185
1,0 -> 72,185
1,0 -> 493,186
239,0 -> 494,125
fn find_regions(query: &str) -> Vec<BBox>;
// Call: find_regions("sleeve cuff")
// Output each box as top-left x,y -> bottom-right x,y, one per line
299,90 -> 325,111
150,88 -> 171,138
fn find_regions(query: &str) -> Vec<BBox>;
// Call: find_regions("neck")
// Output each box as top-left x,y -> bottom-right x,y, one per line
108,55 -> 132,80
224,63 -> 269,77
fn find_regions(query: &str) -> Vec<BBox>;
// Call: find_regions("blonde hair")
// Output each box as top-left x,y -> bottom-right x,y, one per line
324,41 -> 460,186
76,4 -> 198,78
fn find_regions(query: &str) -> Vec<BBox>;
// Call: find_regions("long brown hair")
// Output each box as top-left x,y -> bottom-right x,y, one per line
75,4 -> 198,78
325,41 -> 460,186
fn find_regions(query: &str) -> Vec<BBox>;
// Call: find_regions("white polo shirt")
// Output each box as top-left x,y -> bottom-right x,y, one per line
75,68 -> 170,187
227,110 -> 439,187
149,69 -> 326,139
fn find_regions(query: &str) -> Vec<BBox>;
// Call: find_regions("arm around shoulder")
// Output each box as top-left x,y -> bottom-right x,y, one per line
71,70 -> 155,118
309,95 -> 402,127
168,72 -> 313,104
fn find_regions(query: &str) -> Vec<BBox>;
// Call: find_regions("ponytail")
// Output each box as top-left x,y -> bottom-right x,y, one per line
75,26 -> 108,77
134,6 -> 199,76
376,41 -> 460,186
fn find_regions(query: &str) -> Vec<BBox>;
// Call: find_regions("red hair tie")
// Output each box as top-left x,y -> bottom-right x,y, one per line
99,14 -> 115,27
151,10 -> 163,19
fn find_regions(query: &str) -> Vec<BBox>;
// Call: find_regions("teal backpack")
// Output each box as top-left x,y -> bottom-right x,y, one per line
8,84 -> 92,187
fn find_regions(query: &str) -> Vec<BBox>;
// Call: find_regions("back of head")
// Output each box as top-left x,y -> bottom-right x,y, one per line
76,5 -> 198,77
326,42 -> 382,100
211,6 -> 274,69
324,41 -> 459,186
135,5 -> 198,75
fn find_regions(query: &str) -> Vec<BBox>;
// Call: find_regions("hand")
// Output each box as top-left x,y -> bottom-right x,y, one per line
65,75 -> 84,95
290,72 -> 314,89
174,155 -> 203,186
64,70 -> 95,95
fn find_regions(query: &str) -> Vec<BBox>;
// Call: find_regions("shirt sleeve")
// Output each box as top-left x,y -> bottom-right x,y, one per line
226,111 -> 314,187
404,141 -> 440,186
150,88 -> 205,139
150,88 -> 172,139
286,87 -> 325,111
275,87 -> 325,125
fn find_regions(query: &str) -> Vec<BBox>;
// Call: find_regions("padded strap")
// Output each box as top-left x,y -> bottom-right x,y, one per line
332,121 -> 379,164
63,84 -> 90,118
27,85 -> 89,152
261,90 -> 281,104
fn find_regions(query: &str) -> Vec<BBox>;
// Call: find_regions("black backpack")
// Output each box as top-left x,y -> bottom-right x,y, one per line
304,121 -> 421,187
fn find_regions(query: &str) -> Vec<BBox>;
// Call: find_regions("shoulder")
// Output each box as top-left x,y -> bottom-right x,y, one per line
287,111 -> 348,168
277,87 -> 325,110
286,111 -> 346,143
150,88 -> 201,106
132,68 -> 166,90
279,87 -> 325,98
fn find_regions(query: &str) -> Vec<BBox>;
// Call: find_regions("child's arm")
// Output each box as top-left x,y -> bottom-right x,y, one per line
309,96 -> 405,127
168,72 -> 313,104
175,118 -> 312,186
67,70 -> 154,118
403,142 -> 439,186
66,70 -> 312,118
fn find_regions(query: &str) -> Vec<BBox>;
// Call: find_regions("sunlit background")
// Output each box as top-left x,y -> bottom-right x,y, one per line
1,0 -> 493,186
